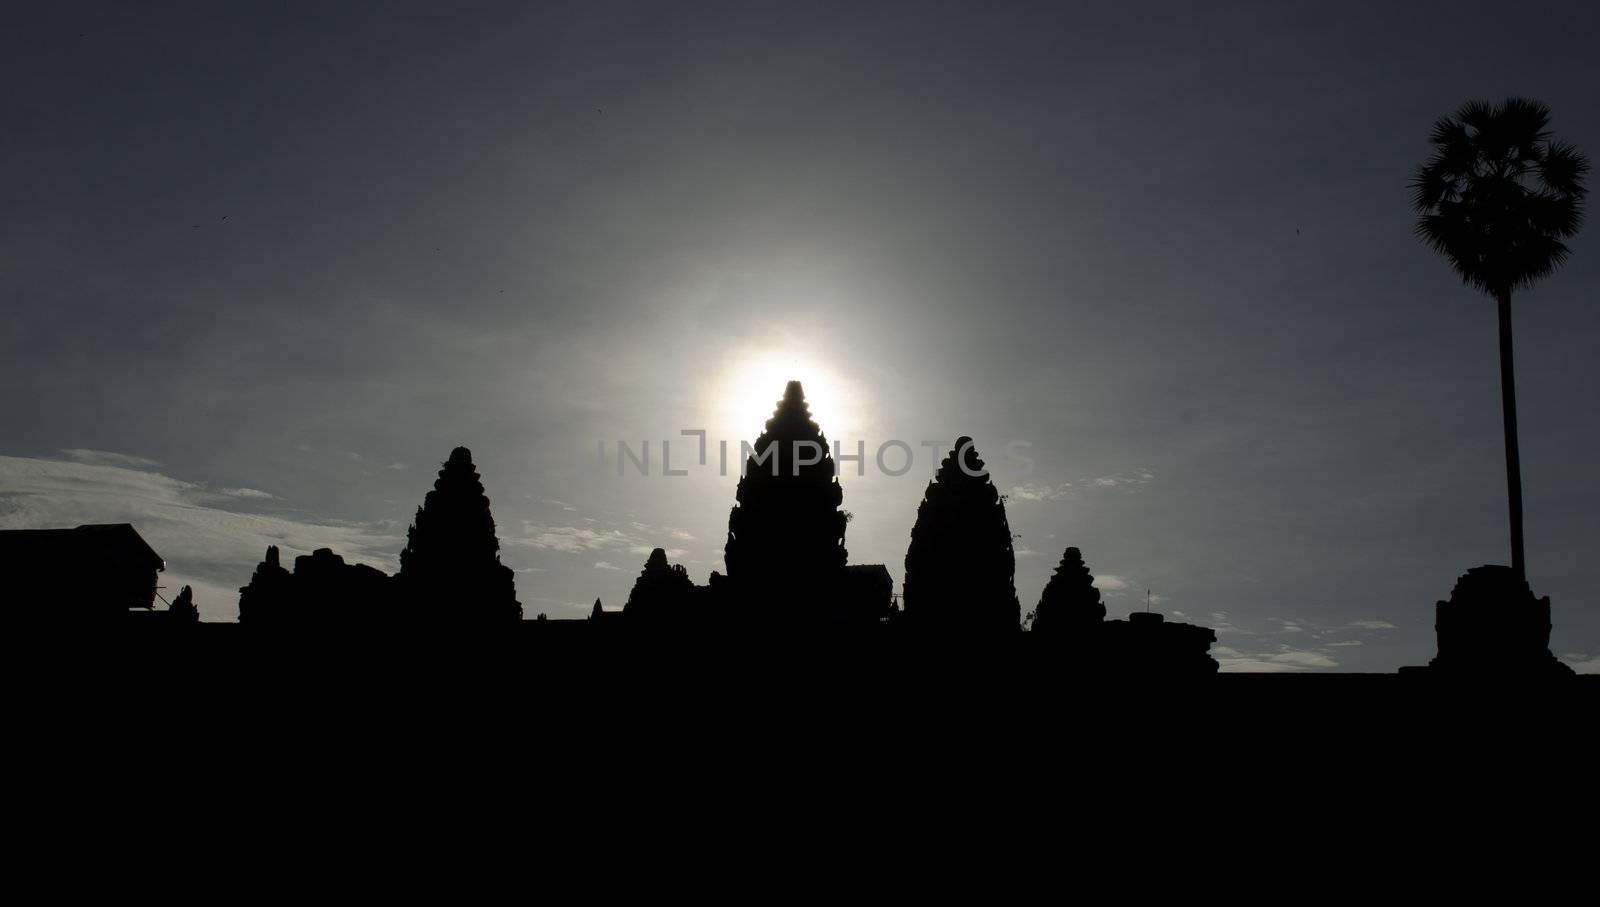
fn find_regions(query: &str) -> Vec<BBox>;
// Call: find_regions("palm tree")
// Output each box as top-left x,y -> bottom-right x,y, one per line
1412,98 -> 1588,580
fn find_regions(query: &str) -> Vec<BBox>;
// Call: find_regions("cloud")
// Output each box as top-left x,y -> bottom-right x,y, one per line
1268,649 -> 1338,669
0,454 -> 401,622
512,522 -> 687,562
1561,654 -> 1600,674
1216,659 -> 1306,673
217,487 -> 275,500
1328,640 -> 1365,647
1205,610 -> 1254,636
1009,483 -> 1072,502
1089,470 -> 1155,488
630,545 -> 688,559
1011,472 -> 1153,501
1349,620 -> 1398,630
1094,574 -> 1129,594
594,561 -> 621,571
514,525 -> 635,553
60,449 -> 161,469
1216,645 -> 1340,673
296,444 -> 387,468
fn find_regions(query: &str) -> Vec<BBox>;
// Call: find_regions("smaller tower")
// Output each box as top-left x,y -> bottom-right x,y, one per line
396,446 -> 522,621
1031,547 -> 1106,634
903,437 -> 1020,631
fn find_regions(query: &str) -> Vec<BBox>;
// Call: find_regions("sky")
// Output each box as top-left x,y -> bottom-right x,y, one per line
2,1 -> 1597,673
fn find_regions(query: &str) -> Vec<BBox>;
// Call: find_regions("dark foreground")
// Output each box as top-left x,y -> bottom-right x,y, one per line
15,626 -> 1595,871
33,623 -> 1598,719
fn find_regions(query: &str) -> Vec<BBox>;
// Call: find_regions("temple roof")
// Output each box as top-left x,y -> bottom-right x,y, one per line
0,523 -> 165,571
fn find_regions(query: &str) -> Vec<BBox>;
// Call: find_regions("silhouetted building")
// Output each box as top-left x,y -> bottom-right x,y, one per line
841,564 -> 894,623
235,447 -> 519,624
1031,547 -> 1106,634
1027,546 -> 1215,671
128,582 -> 202,628
237,545 -> 292,623
589,598 -> 624,623
0,524 -> 165,622
723,381 -> 849,620
293,548 -> 390,621
903,438 -> 1020,631
582,595 -> 624,623
168,585 -> 199,623
1099,612 -> 1219,674
237,545 -> 389,624
623,548 -> 697,622
1425,565 -> 1574,676
396,446 -> 521,621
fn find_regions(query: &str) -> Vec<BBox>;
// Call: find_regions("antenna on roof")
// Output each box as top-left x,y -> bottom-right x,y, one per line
1146,588 -> 1151,613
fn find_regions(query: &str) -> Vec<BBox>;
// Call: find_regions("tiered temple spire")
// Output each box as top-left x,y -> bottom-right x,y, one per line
722,380 -> 848,619
396,446 -> 521,621
1031,547 -> 1106,633
903,437 -> 1020,631
624,547 -> 697,622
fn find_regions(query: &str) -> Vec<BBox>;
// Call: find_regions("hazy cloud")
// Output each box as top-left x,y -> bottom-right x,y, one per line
515,525 -> 636,554
1009,483 -> 1072,502
1094,574 -> 1129,593
1560,653 -> 1600,674
513,522 -> 688,562
1089,470 -> 1155,488
60,449 -> 161,469
1217,645 -> 1340,673
1008,471 -> 1153,501
1269,649 -> 1339,669
216,487 -> 276,500
1215,658 -> 1303,673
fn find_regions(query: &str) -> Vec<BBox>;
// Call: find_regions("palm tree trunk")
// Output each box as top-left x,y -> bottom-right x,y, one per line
1496,288 -> 1526,579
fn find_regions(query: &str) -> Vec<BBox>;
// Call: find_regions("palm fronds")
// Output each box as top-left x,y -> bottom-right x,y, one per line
1410,98 -> 1588,295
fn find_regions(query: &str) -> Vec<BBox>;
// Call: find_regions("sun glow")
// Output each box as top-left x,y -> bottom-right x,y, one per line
720,353 -> 854,443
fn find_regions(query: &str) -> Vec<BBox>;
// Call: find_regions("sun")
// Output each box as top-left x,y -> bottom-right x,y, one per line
719,353 -> 853,442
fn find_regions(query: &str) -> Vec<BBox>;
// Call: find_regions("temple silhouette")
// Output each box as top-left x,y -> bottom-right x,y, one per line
0,378 -> 1582,679
904,438 -> 1021,632
0,524 -> 198,627
236,445 -> 521,625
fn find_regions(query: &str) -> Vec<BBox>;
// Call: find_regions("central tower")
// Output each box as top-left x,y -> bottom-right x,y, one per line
723,380 -> 848,618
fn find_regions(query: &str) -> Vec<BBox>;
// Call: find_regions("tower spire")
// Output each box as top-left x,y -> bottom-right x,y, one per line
722,379 -> 848,618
